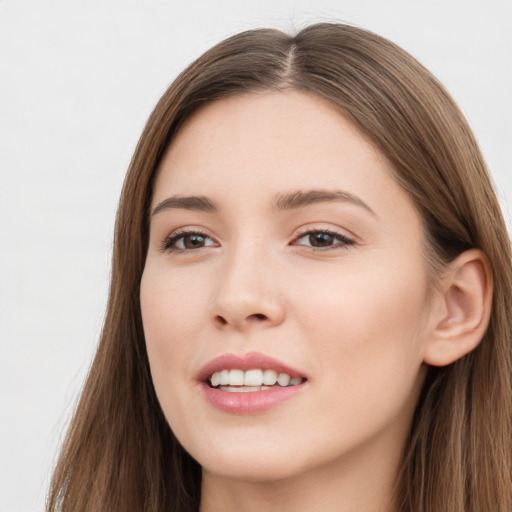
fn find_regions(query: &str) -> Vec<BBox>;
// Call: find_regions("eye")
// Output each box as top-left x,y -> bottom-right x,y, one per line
162,231 -> 217,252
293,230 -> 354,249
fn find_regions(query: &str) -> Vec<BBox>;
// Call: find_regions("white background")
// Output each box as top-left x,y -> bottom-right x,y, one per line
0,1 -> 510,510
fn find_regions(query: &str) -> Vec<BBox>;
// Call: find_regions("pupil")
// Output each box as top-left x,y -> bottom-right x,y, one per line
310,232 -> 334,247
184,234 -> 205,249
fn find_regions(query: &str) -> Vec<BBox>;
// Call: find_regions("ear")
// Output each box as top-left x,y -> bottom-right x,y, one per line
423,249 -> 493,367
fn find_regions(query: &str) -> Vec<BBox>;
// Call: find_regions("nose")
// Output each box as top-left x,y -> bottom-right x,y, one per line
211,245 -> 286,330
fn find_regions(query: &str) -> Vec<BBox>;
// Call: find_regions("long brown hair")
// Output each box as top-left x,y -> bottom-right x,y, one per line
47,23 -> 512,512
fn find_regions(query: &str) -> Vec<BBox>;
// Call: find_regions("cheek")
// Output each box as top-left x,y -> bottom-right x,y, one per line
140,271 -> 207,450
286,266 -> 428,453
141,264 -> 208,343
294,256 -> 429,395
139,267 -> 208,402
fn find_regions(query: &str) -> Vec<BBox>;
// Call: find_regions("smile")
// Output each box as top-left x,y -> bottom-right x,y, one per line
199,352 -> 308,413
209,368 -> 305,391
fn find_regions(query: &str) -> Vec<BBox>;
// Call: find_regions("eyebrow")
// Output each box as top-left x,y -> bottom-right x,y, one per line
273,189 -> 376,216
151,188 -> 376,217
151,195 -> 218,216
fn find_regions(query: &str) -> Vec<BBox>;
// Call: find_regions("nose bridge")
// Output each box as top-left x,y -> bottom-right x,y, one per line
212,236 -> 284,329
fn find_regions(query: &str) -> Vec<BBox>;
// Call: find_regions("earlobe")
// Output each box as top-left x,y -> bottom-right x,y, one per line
423,249 -> 493,367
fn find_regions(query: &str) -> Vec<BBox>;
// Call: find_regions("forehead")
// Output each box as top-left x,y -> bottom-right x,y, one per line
154,91 -> 393,203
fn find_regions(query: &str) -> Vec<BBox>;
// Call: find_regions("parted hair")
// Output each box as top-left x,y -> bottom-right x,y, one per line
47,22 -> 512,512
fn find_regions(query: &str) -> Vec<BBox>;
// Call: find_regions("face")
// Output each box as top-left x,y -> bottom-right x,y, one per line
140,91 -> 432,484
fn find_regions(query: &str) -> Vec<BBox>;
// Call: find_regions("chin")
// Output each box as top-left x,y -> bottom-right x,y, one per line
183,434 -> 313,483
199,453 -> 308,483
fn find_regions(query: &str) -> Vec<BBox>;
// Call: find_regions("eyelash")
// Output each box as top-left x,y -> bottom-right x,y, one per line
161,230 -> 215,253
160,228 -> 355,253
292,228 -> 355,251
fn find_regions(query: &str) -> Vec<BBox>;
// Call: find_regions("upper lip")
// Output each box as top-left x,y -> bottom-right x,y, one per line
198,352 -> 307,382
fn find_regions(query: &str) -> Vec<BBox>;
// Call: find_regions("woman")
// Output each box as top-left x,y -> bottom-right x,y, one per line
47,23 -> 512,512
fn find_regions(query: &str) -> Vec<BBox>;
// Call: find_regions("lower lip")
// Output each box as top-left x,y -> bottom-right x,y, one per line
200,383 -> 305,414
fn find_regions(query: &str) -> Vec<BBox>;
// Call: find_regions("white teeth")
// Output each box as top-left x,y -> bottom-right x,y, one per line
211,372 -> 221,387
219,369 -> 230,385
244,369 -> 263,386
209,368 -> 304,389
229,369 -> 244,386
277,373 -> 291,387
262,369 -> 278,385
221,386 -> 267,393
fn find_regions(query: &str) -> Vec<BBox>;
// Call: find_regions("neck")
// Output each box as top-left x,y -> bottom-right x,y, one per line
199,440 -> 400,512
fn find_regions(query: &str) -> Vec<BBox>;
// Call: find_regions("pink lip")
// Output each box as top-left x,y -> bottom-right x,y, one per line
198,352 -> 307,415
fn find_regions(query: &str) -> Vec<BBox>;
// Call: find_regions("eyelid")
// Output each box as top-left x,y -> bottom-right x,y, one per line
160,227 -> 219,252
158,224 -> 356,253
291,225 -> 356,250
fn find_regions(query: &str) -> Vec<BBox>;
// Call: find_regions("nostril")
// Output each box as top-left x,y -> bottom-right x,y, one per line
215,315 -> 228,326
213,312 -> 270,328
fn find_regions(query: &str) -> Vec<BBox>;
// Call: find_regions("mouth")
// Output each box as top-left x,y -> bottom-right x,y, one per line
199,352 -> 308,414
208,368 -> 306,392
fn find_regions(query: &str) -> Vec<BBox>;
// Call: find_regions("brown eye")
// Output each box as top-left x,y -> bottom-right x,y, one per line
294,230 -> 354,250
163,231 -> 217,252
308,232 -> 335,247
181,234 -> 208,249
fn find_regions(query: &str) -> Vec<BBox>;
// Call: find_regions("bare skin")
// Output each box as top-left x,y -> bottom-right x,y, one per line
140,91 -> 491,512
